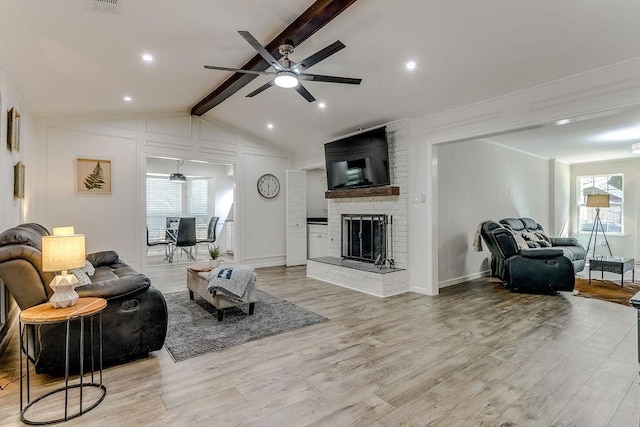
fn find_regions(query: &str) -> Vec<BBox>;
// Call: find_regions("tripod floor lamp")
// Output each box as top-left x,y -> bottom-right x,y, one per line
585,194 -> 612,258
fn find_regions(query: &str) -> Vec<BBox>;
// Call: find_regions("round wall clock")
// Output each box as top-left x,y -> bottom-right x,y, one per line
257,173 -> 280,199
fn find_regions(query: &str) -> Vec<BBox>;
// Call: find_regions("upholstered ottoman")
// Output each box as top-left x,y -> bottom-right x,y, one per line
187,263 -> 257,321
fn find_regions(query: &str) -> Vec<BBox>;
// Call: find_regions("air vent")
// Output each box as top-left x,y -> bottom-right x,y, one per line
88,0 -> 120,14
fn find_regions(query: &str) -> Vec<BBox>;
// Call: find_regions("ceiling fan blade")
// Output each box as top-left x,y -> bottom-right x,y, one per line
246,81 -> 275,98
295,84 -> 316,102
291,41 -> 346,73
298,73 -> 362,85
204,65 -> 275,76
238,31 -> 284,71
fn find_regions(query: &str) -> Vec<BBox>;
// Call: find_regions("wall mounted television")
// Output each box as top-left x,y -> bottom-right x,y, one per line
324,126 -> 390,191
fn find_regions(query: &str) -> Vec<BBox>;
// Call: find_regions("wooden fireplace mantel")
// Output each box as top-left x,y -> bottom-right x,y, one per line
325,186 -> 400,199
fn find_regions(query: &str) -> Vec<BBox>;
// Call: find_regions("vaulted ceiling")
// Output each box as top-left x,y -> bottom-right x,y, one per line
2,0 -> 640,160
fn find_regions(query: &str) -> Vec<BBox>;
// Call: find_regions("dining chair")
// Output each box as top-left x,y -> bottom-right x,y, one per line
146,226 -> 170,260
196,216 -> 219,257
168,217 -> 197,262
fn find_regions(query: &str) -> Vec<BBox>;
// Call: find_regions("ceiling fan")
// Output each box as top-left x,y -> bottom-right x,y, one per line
204,31 -> 362,102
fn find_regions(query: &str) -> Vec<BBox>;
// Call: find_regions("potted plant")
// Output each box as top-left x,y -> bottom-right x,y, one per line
209,245 -> 222,268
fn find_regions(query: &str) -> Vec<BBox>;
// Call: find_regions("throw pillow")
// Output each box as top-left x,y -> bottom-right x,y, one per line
81,260 -> 95,276
69,268 -> 91,285
534,231 -> 551,243
511,232 -> 529,250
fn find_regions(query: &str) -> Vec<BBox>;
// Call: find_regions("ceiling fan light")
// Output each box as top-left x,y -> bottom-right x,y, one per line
632,142 -> 640,154
274,71 -> 299,88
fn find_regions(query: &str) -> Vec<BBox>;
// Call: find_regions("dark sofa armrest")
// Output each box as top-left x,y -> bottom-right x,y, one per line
86,250 -> 120,267
549,237 -> 580,247
520,248 -> 564,259
76,273 -> 151,301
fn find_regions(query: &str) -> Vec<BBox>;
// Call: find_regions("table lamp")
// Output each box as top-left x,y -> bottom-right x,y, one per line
585,194 -> 612,258
42,227 -> 86,308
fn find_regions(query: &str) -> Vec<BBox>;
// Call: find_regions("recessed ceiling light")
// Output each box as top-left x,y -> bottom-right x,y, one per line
123,96 -> 132,102
267,123 -> 274,129
555,119 -> 570,125
318,102 -> 326,109
406,61 -> 417,70
142,54 -> 153,62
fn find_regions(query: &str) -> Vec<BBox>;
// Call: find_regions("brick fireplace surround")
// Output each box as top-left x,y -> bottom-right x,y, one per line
306,120 -> 409,298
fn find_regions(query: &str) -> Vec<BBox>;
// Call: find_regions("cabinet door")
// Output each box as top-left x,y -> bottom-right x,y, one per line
286,170 -> 307,266
307,225 -> 328,258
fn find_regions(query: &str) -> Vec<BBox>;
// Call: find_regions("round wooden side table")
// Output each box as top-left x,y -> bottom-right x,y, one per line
19,297 -> 108,425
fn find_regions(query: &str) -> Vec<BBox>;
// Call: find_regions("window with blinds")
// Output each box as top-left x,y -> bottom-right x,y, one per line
146,176 -> 209,240
577,174 -> 623,234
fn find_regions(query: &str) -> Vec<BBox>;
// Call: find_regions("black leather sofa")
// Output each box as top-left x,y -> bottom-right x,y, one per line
480,219 -> 580,293
0,223 -> 167,373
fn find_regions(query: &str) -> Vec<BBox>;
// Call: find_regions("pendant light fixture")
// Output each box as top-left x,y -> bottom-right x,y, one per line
169,160 -> 186,182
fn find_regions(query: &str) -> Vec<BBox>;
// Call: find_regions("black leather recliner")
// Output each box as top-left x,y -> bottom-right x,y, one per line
499,217 -> 586,273
0,223 -> 168,373
480,220 -> 575,293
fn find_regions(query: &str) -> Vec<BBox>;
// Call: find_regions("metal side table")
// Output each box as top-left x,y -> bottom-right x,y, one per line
19,297 -> 107,425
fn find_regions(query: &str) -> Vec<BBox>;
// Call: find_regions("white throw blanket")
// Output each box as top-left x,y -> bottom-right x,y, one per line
206,263 -> 256,304
473,220 -> 494,252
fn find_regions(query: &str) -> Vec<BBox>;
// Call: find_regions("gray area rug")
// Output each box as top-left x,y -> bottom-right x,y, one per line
164,290 -> 329,362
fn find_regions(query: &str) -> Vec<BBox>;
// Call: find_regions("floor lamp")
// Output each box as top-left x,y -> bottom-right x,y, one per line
585,194 -> 612,258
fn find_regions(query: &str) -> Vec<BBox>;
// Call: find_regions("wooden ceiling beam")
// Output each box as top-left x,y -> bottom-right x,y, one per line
191,0 -> 358,116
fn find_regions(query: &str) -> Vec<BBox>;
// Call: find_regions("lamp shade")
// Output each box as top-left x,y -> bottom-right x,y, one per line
586,194 -> 610,208
42,234 -> 86,272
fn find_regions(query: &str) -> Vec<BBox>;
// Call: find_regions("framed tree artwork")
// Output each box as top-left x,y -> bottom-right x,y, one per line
14,161 -> 25,199
76,158 -> 112,194
7,107 -> 20,152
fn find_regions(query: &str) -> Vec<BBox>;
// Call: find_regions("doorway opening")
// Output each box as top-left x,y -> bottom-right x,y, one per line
145,156 -> 235,293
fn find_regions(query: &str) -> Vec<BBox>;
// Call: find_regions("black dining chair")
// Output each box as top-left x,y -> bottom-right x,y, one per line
196,216 -> 219,257
168,217 -> 197,262
146,226 -> 169,259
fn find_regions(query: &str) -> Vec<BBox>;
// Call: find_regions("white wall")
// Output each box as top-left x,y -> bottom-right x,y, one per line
437,139 -> 551,287
0,62 -> 37,230
305,168 -> 328,218
570,158 -> 640,259
33,114 -> 292,271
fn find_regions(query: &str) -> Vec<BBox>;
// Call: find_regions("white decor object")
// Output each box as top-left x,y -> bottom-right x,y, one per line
48,274 -> 81,308
632,142 -> 640,154
42,231 -> 86,308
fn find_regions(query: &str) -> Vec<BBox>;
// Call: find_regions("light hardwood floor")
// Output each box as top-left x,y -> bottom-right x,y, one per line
0,265 -> 638,426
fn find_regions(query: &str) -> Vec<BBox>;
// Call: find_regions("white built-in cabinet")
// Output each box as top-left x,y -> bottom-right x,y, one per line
307,224 -> 328,259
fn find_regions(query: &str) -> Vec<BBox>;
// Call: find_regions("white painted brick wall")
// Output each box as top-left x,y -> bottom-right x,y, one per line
327,120 -> 409,270
307,260 -> 409,298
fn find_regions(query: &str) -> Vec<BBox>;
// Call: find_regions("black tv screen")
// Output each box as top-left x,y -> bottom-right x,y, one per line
324,126 -> 390,190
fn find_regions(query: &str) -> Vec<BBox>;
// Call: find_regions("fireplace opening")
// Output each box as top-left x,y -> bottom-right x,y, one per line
342,214 -> 387,263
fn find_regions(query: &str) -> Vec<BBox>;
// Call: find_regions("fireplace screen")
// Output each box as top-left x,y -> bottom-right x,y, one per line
342,214 -> 387,263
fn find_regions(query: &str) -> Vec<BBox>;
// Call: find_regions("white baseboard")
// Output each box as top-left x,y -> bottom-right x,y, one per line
438,270 -> 491,289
